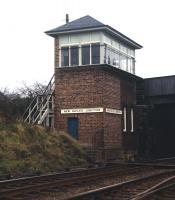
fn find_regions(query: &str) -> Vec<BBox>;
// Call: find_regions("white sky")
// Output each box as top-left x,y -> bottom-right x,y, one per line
0,0 -> 174,89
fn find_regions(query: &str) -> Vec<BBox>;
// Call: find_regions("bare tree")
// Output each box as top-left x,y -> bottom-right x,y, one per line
17,81 -> 46,98
0,82 -> 46,120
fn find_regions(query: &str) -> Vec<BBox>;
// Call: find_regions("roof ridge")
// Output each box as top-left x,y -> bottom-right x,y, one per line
45,15 -> 105,34
65,15 -> 93,25
45,15 -> 142,49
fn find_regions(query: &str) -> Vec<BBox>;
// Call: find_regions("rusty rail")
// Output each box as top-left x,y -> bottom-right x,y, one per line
65,170 -> 175,200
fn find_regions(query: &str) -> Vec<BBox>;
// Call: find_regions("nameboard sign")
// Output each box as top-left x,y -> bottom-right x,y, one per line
61,107 -> 103,114
106,108 -> 122,115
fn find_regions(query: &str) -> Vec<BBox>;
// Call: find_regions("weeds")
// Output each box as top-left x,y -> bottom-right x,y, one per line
0,117 -> 87,177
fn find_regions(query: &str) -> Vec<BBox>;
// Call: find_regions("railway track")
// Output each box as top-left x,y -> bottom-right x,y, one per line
134,175 -> 175,200
0,164 -> 128,188
0,163 -> 175,200
0,164 -> 173,200
0,164 -> 139,199
66,169 -> 175,200
153,156 -> 175,165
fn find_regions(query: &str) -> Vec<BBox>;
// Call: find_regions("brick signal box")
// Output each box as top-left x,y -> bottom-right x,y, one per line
45,15 -> 142,161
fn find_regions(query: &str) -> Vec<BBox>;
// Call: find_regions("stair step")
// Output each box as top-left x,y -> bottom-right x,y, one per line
23,75 -> 55,128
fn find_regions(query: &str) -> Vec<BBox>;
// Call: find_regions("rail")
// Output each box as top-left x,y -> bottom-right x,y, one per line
134,175 -> 175,199
0,164 -> 174,200
23,74 -> 55,127
66,169 -> 175,200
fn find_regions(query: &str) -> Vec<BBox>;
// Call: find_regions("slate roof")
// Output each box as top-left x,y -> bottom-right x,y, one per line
45,15 -> 142,49
46,15 -> 105,33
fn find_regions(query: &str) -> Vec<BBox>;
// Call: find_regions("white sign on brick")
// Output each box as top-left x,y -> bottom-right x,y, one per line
61,107 -> 104,114
106,108 -> 122,115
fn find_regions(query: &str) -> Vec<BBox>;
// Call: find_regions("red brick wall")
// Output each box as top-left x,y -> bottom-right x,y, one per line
53,37 -> 139,160
54,66 -> 105,148
55,38 -> 59,68
102,70 -> 122,150
54,65 -> 138,159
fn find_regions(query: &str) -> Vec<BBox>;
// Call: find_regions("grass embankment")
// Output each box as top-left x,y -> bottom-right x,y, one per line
0,116 -> 87,178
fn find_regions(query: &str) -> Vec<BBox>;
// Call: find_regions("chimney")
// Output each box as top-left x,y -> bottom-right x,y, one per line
66,14 -> 69,23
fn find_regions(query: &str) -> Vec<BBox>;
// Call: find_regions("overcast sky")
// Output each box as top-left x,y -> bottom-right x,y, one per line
0,0 -> 173,89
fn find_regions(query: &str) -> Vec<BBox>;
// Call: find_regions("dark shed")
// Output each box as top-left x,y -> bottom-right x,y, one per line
144,75 -> 175,96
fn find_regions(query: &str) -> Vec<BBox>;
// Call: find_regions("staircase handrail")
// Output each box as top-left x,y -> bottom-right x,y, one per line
28,75 -> 55,123
22,95 -> 41,120
40,74 -> 55,97
23,74 -> 55,121
33,95 -> 51,124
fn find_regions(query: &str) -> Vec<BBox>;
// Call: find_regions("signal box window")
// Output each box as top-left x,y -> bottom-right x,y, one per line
91,43 -> 100,64
61,47 -> 69,66
71,46 -> 79,66
82,45 -> 90,65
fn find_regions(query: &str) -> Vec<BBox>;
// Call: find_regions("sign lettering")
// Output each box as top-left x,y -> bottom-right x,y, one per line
106,108 -> 122,115
61,107 -> 103,114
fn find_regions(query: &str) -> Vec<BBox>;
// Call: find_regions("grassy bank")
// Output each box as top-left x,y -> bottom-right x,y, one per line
0,116 -> 87,177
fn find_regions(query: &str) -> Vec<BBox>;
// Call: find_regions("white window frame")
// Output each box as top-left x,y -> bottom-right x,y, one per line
100,43 -> 105,64
68,46 -> 71,66
70,45 -> 80,66
78,45 -> 82,65
90,43 -> 92,64
59,42 -> 135,71
131,108 -> 134,133
123,107 -> 127,132
60,46 -> 69,67
59,42 -> 101,67
81,44 -> 91,65
91,43 -> 101,65
104,44 -> 135,73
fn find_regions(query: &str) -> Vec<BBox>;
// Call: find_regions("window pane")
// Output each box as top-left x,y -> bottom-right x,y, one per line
123,107 -> 127,132
61,47 -> 69,66
128,57 -> 132,72
120,55 -> 127,71
107,47 -> 111,64
131,58 -> 135,74
131,108 -> 134,132
126,57 -> 128,72
91,43 -> 100,64
71,46 -> 79,66
103,45 -> 107,64
120,44 -> 127,53
82,45 -> 90,65
131,50 -> 135,57
112,49 -> 119,67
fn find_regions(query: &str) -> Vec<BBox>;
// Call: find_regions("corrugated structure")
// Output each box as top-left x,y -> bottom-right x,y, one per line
144,75 -> 175,96
136,76 -> 175,159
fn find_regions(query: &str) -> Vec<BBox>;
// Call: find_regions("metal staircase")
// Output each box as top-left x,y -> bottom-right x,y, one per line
23,75 -> 55,127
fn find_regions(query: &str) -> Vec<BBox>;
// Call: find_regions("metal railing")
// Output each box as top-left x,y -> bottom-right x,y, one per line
23,74 -> 55,127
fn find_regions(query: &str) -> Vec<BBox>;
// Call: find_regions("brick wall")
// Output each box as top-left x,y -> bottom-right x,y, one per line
54,66 -> 104,148
121,78 -> 136,134
102,70 -> 122,150
54,65 -> 138,160
55,38 -> 59,68
120,78 -> 138,159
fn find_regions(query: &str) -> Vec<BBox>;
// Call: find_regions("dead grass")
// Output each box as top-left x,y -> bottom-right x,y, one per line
0,118 -> 87,177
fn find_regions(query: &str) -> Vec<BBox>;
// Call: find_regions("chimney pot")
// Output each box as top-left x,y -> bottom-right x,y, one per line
66,14 -> 69,23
